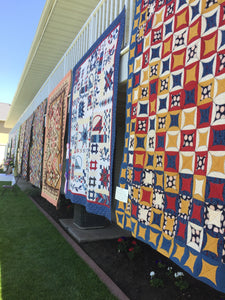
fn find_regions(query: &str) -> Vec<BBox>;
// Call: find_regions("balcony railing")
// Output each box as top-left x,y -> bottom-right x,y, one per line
9,0 -> 135,135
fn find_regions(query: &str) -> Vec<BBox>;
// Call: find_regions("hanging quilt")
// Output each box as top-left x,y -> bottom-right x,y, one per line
21,114 -> 34,180
116,0 -> 225,293
41,71 -> 71,206
29,99 -> 47,188
65,8 -> 125,220
17,121 -> 26,175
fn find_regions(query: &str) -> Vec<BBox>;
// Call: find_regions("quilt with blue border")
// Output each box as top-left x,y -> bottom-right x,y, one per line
116,0 -> 225,293
65,8 -> 125,220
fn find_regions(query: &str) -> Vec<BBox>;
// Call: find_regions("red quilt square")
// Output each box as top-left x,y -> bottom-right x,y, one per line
180,175 -> 193,194
131,103 -> 137,119
191,202 -> 203,223
180,129 -> 196,151
208,181 -> 224,202
209,125 -> 225,151
169,89 -> 184,111
165,193 -> 177,212
164,0 -> 175,22
141,188 -> 153,206
219,2 -> 225,27
133,169 -> 143,183
197,102 -> 212,128
176,219 -> 187,240
131,203 -> 138,218
215,49 -> 225,76
194,152 -> 208,176
151,25 -> 163,45
136,117 -> 148,134
142,49 -> 150,68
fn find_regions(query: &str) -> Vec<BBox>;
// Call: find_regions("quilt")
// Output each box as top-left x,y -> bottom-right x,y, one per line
65,8 -> 125,220
17,121 -> 26,175
115,0 -> 225,293
41,71 -> 71,206
29,99 -> 47,188
22,114 -> 34,180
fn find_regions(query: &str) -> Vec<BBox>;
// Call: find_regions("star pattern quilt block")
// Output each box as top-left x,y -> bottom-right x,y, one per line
116,0 -> 225,293
66,9 -> 125,220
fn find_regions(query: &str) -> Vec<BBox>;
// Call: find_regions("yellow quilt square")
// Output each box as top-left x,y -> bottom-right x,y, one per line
181,107 -> 197,130
207,152 -> 225,178
180,152 -> 194,174
134,55 -> 142,73
166,131 -> 180,151
196,128 -> 210,151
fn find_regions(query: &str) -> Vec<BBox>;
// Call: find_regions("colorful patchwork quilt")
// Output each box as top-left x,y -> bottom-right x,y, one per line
116,0 -> 225,293
22,114 -> 34,180
29,99 -> 47,188
65,9 -> 125,220
41,71 -> 71,206
17,121 -> 26,175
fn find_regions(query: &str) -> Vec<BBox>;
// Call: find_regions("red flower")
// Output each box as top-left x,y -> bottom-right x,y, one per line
118,238 -> 123,242
131,240 -> 137,245
129,247 -> 134,252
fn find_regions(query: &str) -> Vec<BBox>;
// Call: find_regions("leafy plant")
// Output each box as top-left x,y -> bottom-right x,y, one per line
174,272 -> 189,291
117,237 -> 140,260
149,271 -> 164,288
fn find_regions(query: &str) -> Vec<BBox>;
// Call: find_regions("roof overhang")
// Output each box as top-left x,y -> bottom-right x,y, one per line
5,0 -> 100,128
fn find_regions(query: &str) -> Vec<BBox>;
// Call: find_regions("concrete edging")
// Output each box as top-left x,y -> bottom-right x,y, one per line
30,196 -> 130,300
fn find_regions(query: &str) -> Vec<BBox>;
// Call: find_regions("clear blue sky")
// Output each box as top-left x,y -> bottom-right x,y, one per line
0,0 -> 46,104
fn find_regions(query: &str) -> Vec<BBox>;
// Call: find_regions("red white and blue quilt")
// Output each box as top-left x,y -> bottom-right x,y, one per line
116,0 -> 225,293
65,8 -> 125,220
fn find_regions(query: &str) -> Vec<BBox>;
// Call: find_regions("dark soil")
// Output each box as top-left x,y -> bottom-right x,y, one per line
28,186 -> 225,300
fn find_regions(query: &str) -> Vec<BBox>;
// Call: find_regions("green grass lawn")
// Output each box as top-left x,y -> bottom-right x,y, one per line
0,183 -> 116,300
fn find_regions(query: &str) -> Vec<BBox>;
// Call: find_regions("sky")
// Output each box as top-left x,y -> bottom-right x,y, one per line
0,0 -> 46,104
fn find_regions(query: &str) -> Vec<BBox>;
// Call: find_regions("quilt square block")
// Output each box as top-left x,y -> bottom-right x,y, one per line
194,151 -> 208,175
180,129 -> 196,151
169,90 -> 184,111
164,192 -> 179,214
179,173 -> 193,196
178,194 -> 192,220
204,202 -> 225,235
187,221 -> 204,252
165,151 -> 179,172
190,198 -> 204,225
